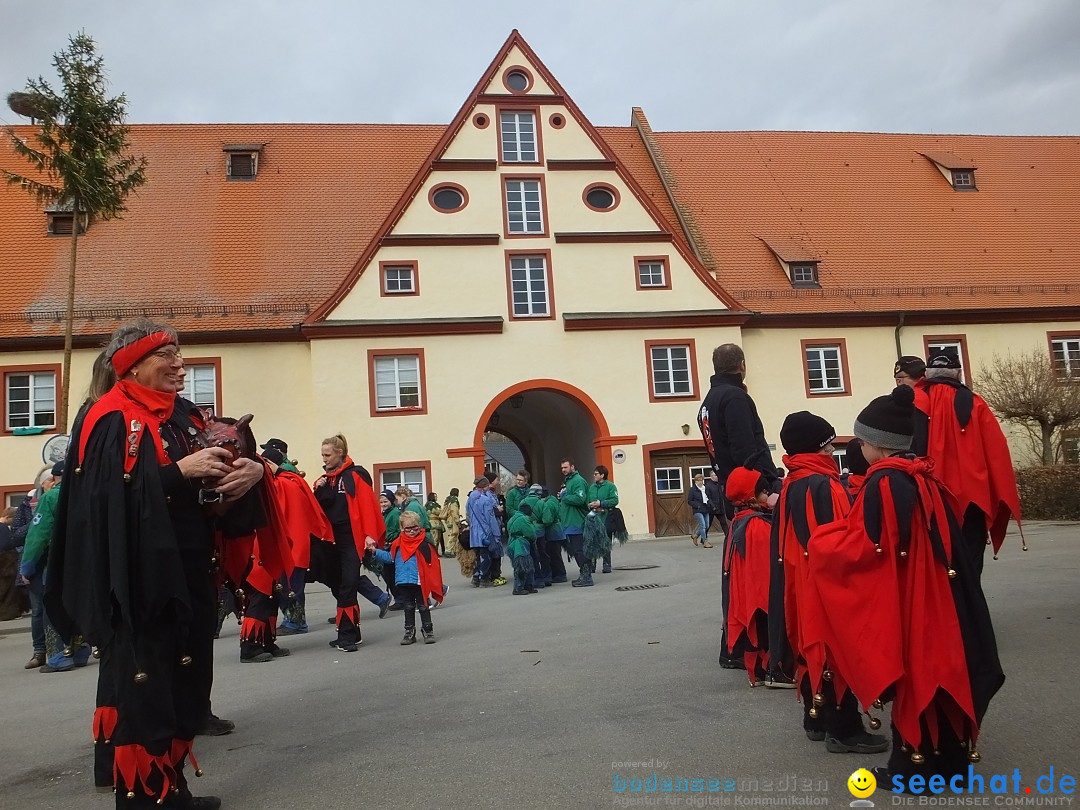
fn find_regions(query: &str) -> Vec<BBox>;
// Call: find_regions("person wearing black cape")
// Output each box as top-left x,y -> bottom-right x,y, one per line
46,321 -> 267,810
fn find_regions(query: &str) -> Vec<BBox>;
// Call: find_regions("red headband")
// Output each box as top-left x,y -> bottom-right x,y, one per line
111,331 -> 175,377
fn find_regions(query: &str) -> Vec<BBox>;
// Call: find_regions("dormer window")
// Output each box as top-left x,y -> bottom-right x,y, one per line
951,170 -> 975,190
758,237 -> 821,289
223,144 -> 264,180
45,201 -> 86,236
790,263 -> 819,287
919,151 -> 977,191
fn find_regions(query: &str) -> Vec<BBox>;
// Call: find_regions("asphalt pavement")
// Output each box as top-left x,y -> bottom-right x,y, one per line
1,522 -> 1077,810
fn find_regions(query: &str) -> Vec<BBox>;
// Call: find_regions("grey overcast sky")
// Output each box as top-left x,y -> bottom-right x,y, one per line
2,0 -> 1079,135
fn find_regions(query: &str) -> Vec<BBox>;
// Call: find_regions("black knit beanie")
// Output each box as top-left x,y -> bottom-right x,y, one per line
854,385 -> 915,450
780,411 -> 837,455
845,438 -> 870,476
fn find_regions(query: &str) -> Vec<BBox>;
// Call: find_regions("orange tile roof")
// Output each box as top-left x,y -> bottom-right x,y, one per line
0,124 -> 444,339
649,131 -> 1080,314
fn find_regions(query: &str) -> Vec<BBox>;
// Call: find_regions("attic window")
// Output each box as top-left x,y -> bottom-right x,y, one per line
951,170 -> 975,190
791,263 -> 819,287
223,144 -> 263,180
46,211 -> 86,236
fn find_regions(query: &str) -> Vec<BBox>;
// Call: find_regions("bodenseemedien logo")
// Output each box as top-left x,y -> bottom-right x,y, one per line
849,768 -> 877,807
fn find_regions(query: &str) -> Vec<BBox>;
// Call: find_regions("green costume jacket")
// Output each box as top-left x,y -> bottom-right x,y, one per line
520,494 -> 544,535
586,479 -> 619,510
20,483 -> 60,577
384,506 -> 402,544
505,485 -> 528,518
558,471 -> 589,531
506,511 -> 534,558
405,497 -> 431,529
540,495 -> 563,535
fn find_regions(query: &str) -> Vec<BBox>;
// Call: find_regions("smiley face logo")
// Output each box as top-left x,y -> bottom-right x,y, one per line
848,768 -> 877,799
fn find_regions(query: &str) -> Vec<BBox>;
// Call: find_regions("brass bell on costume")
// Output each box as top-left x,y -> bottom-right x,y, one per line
127,791 -> 136,799
813,693 -> 825,706
808,706 -> 819,718
948,568 -> 957,579
875,546 -> 883,555
123,473 -> 132,482
234,588 -> 244,600
869,717 -> 881,730
968,751 -> 981,763
134,671 -> 149,684
195,768 -> 204,777
873,699 -> 884,709
822,669 -> 833,681
899,551 -> 908,558
911,751 -> 925,765
75,466 -> 83,474
180,655 -> 193,667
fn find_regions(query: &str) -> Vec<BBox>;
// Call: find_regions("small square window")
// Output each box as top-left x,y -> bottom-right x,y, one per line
381,264 -> 418,295
951,170 -> 975,190
379,468 -> 428,497
227,152 -> 258,180
654,467 -> 684,494
46,212 -> 85,236
637,259 -> 668,289
790,263 -> 819,287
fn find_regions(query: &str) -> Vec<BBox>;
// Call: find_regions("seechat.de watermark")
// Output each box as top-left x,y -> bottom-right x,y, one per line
850,765 -> 1075,807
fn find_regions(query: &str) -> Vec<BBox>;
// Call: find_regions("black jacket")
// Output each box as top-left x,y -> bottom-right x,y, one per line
704,478 -> 724,514
687,484 -> 711,515
697,372 -> 780,492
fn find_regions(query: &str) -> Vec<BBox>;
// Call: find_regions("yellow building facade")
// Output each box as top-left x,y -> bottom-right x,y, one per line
2,31 -> 1079,536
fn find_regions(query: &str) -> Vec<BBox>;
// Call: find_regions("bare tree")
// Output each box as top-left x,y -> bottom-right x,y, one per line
975,347 -> 1080,465
4,32 -> 147,431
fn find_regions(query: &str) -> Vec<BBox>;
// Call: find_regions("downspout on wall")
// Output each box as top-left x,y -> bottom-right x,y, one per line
894,311 -> 906,359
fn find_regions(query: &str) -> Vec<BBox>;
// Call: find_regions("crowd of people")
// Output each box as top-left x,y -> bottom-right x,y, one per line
1,323 -> 1025,805
698,344 -> 1021,789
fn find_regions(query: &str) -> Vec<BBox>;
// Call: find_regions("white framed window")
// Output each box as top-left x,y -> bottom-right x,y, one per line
374,355 -> 422,410
5,491 -> 26,508
226,151 -> 258,180
791,263 -> 819,285
1051,337 -> 1080,380
383,265 -> 416,294
505,179 -> 544,234
509,255 -> 550,318
379,468 -> 427,497
689,465 -> 711,483
654,467 -> 683,494
500,111 -> 537,163
5,371 -> 56,430
805,345 -> 845,394
637,260 -> 666,288
180,364 -> 218,412
650,345 -> 692,398
926,340 -> 966,383
952,170 -> 974,189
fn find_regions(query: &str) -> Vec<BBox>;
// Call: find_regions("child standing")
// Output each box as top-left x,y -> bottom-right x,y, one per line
366,510 -> 444,644
507,502 -> 537,595
774,411 -> 887,754
722,465 -> 774,686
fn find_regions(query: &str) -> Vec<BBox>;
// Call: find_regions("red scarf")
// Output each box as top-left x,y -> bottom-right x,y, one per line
782,452 -> 842,481
77,380 -> 175,472
390,529 -> 445,605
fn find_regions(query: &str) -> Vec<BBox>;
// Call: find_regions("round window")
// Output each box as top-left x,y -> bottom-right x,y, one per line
585,186 -> 617,210
431,186 -> 466,212
505,70 -> 530,92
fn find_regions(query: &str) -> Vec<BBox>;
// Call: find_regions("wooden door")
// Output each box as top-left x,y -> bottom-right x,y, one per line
651,451 -> 711,537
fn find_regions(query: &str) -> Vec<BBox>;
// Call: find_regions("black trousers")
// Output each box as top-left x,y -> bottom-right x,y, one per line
962,505 -> 988,580
397,584 -> 432,631
546,534 -> 567,580
766,529 -> 795,680
567,532 -> 589,575
801,676 -> 865,740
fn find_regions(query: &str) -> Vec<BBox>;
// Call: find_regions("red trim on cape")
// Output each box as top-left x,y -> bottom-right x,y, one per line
391,529 -> 446,604
77,380 -> 174,473
93,705 -> 118,742
918,383 -> 1021,551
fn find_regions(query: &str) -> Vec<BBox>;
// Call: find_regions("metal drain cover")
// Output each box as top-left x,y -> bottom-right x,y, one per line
615,583 -> 669,591
612,564 -> 659,571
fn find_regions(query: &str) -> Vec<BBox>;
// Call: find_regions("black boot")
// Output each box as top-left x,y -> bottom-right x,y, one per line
402,603 -> 417,645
